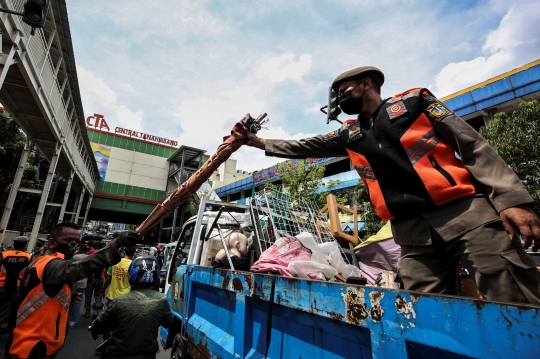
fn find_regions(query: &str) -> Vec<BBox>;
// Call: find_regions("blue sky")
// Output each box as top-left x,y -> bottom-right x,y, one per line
67,0 -> 540,171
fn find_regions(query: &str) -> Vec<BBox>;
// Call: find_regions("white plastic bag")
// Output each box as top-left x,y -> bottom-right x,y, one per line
318,241 -> 362,279
295,232 -> 330,265
288,260 -> 337,281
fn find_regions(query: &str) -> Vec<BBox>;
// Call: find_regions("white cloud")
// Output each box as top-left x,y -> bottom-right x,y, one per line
304,104 -> 324,115
170,51 -> 318,170
433,3 -> 540,97
256,53 -> 313,84
77,65 -> 144,132
69,0 -> 540,172
171,82 -> 318,171
172,85 -> 266,150
234,126 -> 319,172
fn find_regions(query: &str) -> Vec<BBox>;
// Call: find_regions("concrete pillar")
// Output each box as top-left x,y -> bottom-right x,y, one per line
57,170 -> 74,223
81,195 -> 93,229
0,139 -> 31,245
70,190 -> 81,223
74,187 -> 86,226
481,110 -> 494,128
28,141 -> 63,252
41,173 -> 60,230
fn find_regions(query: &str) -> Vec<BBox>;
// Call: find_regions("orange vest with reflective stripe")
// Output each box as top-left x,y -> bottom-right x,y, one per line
343,88 -> 476,220
0,250 -> 31,289
9,253 -> 71,359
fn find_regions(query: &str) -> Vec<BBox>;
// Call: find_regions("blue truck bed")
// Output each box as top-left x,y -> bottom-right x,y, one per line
161,265 -> 540,359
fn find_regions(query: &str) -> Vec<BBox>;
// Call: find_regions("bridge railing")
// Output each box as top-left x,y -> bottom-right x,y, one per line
6,0 -> 98,191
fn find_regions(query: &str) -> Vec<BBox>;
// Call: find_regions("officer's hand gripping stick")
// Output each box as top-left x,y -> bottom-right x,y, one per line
241,113 -> 269,134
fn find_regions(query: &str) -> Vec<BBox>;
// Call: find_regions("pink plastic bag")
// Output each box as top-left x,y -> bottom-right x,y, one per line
251,236 -> 312,277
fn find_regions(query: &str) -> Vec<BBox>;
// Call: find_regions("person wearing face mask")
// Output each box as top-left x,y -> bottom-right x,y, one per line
245,66 -> 540,305
3,222 -> 141,359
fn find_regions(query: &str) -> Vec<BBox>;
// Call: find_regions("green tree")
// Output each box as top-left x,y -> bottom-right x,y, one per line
0,111 -> 39,215
267,160 -> 348,208
480,100 -> 540,214
354,180 -> 384,238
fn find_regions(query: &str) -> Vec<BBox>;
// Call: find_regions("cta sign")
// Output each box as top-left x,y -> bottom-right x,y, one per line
86,113 -> 178,147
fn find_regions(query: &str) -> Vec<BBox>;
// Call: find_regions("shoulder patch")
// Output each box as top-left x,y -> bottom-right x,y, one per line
347,122 -> 363,142
426,102 -> 451,119
324,129 -> 340,140
386,101 -> 408,120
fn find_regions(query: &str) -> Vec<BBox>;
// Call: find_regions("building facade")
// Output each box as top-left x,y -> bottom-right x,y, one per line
85,116 -> 208,243
86,116 -> 178,225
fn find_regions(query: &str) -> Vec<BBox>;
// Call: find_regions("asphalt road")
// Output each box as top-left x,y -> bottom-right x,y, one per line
0,295 -> 170,359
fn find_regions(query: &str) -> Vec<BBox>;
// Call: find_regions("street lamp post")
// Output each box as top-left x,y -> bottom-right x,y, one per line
0,0 -> 49,36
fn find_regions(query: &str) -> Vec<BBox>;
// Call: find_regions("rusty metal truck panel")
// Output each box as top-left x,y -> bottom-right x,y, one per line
162,265 -> 540,359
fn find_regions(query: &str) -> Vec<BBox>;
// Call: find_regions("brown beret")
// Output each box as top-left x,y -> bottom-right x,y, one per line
332,66 -> 385,91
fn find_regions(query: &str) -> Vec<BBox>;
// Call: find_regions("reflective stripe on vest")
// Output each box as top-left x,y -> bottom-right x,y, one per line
16,288 -> 70,326
349,151 -> 394,220
9,254 -> 71,358
400,112 -> 475,207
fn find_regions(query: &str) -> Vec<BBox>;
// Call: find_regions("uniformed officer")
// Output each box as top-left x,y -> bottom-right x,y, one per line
245,66 -> 540,304
3,223 -> 141,359
0,236 -> 31,333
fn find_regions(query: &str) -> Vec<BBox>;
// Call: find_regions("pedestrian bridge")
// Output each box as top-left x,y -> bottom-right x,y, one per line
0,0 -> 99,249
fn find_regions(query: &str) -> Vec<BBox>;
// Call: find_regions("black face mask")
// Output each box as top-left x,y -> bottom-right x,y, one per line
339,82 -> 364,115
54,242 -> 75,254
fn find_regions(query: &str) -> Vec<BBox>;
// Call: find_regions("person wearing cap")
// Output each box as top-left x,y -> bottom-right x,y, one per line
245,66 -> 540,304
3,223 -> 141,359
30,238 -> 47,262
0,236 -> 31,333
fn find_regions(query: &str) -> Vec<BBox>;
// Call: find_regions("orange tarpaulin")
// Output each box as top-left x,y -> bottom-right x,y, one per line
137,120 -> 249,234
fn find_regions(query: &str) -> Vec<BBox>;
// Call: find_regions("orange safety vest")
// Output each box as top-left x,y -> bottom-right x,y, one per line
9,253 -> 71,359
0,250 -> 31,288
342,88 -> 476,220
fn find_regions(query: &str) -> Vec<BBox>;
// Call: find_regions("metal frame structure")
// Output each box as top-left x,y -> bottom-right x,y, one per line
251,188 -> 353,264
160,146 -> 206,243
0,0 -> 99,249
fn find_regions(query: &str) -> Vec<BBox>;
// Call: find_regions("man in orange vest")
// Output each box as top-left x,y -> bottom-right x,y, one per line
0,237 -> 31,333
245,66 -> 540,304
3,222 -> 140,359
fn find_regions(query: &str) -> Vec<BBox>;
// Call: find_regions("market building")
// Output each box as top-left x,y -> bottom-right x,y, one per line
85,114 -> 207,241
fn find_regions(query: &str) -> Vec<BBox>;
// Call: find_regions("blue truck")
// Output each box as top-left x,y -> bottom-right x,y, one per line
159,199 -> 540,359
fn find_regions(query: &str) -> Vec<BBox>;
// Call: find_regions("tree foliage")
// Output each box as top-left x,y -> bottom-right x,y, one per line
480,100 -> 540,214
268,160 -> 347,209
354,180 -> 384,238
271,160 -> 382,239
0,111 -> 39,215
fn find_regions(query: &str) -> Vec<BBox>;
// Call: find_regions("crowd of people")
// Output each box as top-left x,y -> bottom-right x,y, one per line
0,223 -> 172,359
